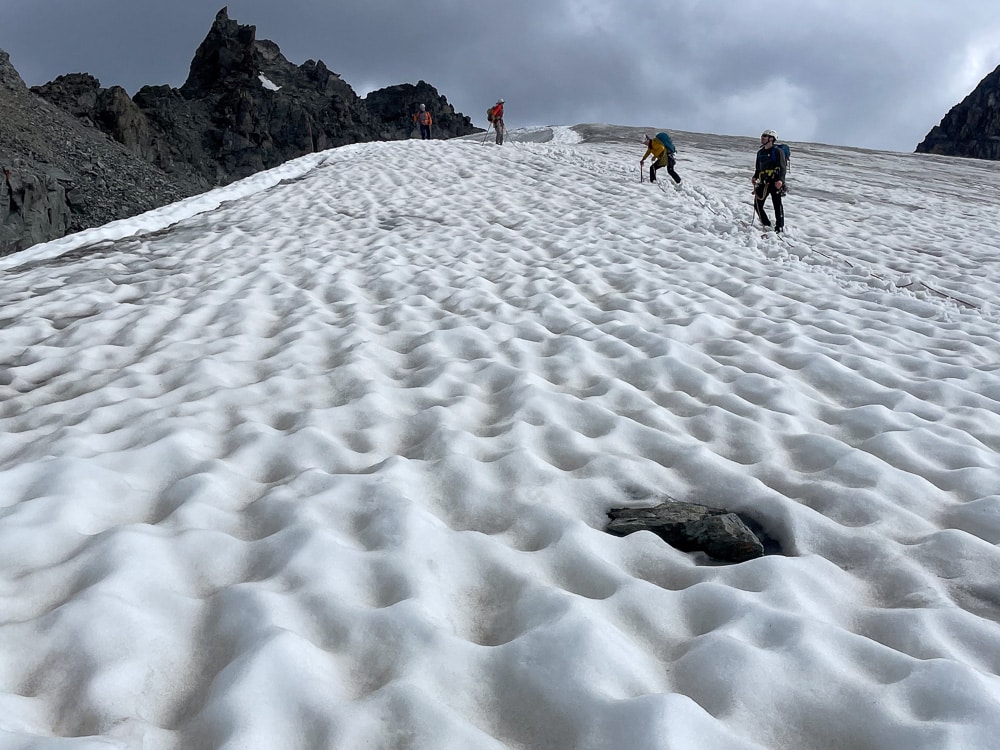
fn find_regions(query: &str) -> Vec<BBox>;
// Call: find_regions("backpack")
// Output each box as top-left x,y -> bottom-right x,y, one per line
774,143 -> 791,192
487,107 -> 495,123
655,132 -> 676,154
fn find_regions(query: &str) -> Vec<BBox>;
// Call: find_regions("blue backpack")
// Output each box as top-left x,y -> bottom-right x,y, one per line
776,142 -> 791,163
655,132 -> 676,154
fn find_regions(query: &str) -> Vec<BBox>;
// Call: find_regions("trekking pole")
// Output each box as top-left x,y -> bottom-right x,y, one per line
503,122 -> 519,148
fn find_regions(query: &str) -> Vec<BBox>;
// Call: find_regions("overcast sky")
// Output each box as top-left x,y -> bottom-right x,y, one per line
3,1 -> 1000,153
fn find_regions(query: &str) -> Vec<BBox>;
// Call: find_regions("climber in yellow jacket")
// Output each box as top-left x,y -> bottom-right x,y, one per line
640,133 -> 681,185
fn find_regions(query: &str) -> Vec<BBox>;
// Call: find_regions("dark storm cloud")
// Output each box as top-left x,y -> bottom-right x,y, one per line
2,0 -> 999,151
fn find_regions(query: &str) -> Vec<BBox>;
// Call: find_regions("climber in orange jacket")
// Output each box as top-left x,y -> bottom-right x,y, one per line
488,99 -> 505,145
413,103 -> 433,140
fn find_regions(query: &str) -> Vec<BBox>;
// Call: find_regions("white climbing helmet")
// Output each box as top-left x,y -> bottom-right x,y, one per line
498,98 -> 504,104
761,129 -> 777,140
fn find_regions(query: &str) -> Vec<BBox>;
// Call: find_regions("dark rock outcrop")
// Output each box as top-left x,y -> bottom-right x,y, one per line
1,51 -> 196,256
3,6 -> 479,254
916,62 -> 1000,160
27,73 -> 163,164
607,499 -> 765,563
366,81 -> 477,140
2,164 -> 71,253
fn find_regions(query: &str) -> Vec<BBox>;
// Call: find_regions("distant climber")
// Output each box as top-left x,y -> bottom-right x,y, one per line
414,104 -> 432,140
488,99 -> 505,145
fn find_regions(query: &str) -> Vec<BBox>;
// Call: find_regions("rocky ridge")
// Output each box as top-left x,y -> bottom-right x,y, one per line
916,62 -> 1000,159
0,50 -> 197,254
1,7 -> 480,255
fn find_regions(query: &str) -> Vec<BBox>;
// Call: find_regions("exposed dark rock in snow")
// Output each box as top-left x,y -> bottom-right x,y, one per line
607,499 -> 766,563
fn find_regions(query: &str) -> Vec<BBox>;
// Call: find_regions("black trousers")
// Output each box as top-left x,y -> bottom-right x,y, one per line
754,180 -> 784,229
419,124 -> 431,140
650,154 -> 681,183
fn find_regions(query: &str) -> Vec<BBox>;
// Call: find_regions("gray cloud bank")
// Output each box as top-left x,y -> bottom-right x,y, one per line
3,1 -> 1000,152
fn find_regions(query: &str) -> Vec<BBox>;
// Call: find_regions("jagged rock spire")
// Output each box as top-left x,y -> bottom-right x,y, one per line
181,7 -> 258,97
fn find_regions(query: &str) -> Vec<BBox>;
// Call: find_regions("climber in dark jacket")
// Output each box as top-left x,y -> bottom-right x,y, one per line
752,129 -> 787,233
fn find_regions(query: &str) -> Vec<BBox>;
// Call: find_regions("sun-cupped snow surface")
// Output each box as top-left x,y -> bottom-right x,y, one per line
1,125 -> 1000,750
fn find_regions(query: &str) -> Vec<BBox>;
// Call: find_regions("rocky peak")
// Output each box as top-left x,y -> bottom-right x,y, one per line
0,49 -> 27,91
181,7 -> 258,97
30,73 -> 102,118
916,62 -> 1000,160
